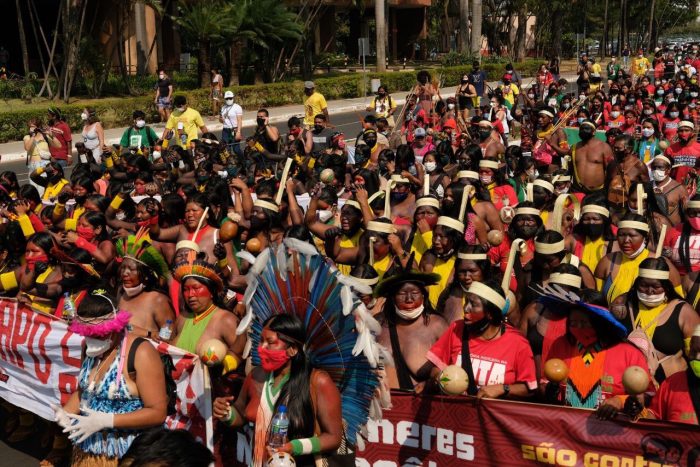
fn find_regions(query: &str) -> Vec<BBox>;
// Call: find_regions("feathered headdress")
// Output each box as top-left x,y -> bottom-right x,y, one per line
236,238 -> 388,445
50,247 -> 100,278
115,229 -> 170,280
172,259 -> 224,292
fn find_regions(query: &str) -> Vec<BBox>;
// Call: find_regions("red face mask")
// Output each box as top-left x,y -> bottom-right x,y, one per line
26,254 -> 49,267
289,128 -> 301,137
689,217 -> 700,231
258,345 -> 290,372
76,226 -> 96,241
570,327 -> 598,347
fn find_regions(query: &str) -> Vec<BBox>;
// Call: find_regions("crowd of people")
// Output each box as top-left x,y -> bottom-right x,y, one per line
2,43 -> 700,467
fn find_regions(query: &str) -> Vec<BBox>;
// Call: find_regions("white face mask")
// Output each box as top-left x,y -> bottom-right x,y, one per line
642,128 -> 655,138
123,283 -> 145,298
81,112 -> 88,121
548,99 -> 557,107
625,241 -> 647,259
670,111 -> 680,118
136,120 -> 146,128
395,304 -> 424,321
555,186 -> 570,195
676,88 -> 683,94
562,103 -> 571,109
653,169 -> 667,182
643,109 -> 653,115
424,161 -> 437,173
448,103 -> 455,110
85,337 -> 112,357
318,209 -> 334,223
115,211 -> 127,221
479,175 -> 493,185
637,290 -> 666,307
159,74 -> 165,79
527,170 -> 539,182
692,92 -> 699,98
657,89 -> 665,96
527,94 -> 534,99
610,111 -> 620,118
177,106 -> 186,113
152,150 -> 162,160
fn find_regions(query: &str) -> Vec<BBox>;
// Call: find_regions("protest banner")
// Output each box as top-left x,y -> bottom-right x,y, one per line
0,300 -> 213,449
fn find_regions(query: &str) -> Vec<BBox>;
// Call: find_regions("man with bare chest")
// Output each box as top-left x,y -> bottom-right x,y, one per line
388,176 -> 417,230
375,271 -> 448,390
651,155 -> 687,226
477,120 -> 505,160
607,134 -> 650,209
116,236 -> 175,339
571,120 -> 613,195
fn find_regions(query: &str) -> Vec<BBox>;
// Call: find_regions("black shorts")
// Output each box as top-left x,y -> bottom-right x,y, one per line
458,95 -> 473,109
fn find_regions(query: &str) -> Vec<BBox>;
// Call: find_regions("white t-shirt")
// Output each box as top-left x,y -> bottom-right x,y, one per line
220,104 -> 243,129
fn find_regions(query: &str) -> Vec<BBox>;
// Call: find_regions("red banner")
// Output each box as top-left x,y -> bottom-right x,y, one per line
354,392 -> 700,467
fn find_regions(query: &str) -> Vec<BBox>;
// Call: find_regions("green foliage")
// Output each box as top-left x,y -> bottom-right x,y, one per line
0,63 -> 544,143
439,51 -> 480,67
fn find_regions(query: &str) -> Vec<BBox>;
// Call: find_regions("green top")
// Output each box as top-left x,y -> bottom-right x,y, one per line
176,309 -> 217,353
120,126 -> 159,148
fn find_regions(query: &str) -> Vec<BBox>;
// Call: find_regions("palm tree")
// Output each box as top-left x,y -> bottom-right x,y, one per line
172,0 -> 242,87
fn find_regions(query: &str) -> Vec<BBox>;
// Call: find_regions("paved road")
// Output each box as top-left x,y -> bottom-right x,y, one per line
6,110 -> 367,185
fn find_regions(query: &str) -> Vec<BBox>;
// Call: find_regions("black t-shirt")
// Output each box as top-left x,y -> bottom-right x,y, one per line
310,127 -> 334,154
157,78 -> 172,97
665,58 -> 676,75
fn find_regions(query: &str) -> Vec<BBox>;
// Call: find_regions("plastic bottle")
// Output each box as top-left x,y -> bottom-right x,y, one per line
62,292 -> 76,321
268,405 -> 289,449
158,319 -> 173,341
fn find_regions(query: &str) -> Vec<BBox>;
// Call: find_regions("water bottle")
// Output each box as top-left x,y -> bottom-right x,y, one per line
268,405 -> 289,449
158,320 -> 173,341
62,292 -> 76,321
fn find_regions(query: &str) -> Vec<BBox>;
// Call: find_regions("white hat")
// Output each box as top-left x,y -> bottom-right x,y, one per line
224,90 -> 234,99
304,81 -> 315,89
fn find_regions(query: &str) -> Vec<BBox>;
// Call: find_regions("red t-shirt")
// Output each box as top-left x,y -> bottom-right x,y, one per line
427,321 -> 538,390
649,371 -> 698,425
543,336 -> 652,398
488,235 -> 535,292
664,225 -> 700,274
666,140 -> 700,183
49,121 -> 72,160
662,117 -> 681,141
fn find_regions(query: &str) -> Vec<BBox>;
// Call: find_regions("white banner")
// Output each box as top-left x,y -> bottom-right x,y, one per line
0,300 -> 213,449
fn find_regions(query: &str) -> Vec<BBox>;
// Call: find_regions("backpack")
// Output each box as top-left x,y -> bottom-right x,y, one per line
627,300 -> 687,384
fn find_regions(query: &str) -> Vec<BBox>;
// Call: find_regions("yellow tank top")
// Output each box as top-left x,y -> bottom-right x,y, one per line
372,254 -> 392,280
410,230 -> 433,266
428,256 -> 456,308
337,230 -> 363,276
23,267 -> 56,314
43,179 -> 68,200
606,249 -> 649,304
582,236 -> 606,289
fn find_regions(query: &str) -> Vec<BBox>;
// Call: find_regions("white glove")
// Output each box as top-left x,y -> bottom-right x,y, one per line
50,403 -> 71,429
217,170 -> 228,178
64,407 -> 114,443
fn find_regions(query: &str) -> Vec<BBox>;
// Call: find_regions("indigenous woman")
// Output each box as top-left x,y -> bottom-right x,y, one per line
420,217 -> 463,308
573,195 -> 617,285
596,213 -> 681,304
421,279 -> 537,399
60,211 -> 116,266
54,290 -> 167,466
214,240 -> 382,466
408,195 -> 441,266
541,290 -> 651,418
613,258 -> 699,383
478,159 -> 517,212
437,245 -> 491,323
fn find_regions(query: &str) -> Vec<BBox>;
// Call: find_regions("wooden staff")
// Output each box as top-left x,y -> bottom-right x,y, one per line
501,238 -> 527,292
193,207 -> 209,239
275,158 -> 294,205
655,224 -> 668,258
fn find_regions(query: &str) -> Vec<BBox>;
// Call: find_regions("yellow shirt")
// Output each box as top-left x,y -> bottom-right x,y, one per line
370,96 -> 396,118
304,92 -> 328,126
428,256 -> 456,308
632,57 -> 651,76
165,107 -> 205,147
372,254 -> 392,280
499,84 -> 519,108
410,230 -> 433,267
337,230 -> 363,276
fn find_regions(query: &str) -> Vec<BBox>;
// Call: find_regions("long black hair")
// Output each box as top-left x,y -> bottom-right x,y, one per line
627,258 -> 682,311
264,314 -> 315,440
679,194 -> 700,272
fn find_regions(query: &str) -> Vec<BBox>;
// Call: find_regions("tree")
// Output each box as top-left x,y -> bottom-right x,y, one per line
15,0 -> 30,76
172,0 -> 242,87
471,0 -> 483,55
459,0 -> 470,52
376,0 -> 386,71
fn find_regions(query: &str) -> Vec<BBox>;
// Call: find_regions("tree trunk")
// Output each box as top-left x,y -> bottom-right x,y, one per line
376,0 -> 386,71
471,0 -> 482,56
551,7 -> 563,59
16,0 -> 30,76
229,40 -> 242,86
647,0 -> 656,51
199,39 -> 211,88
514,8 -> 527,61
459,0 -> 469,52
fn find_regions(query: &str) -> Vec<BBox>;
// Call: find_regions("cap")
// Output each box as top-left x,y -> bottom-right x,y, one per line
414,127 -> 426,137
442,119 -> 457,129
224,90 -> 234,98
304,81 -> 315,89
679,120 -> 695,130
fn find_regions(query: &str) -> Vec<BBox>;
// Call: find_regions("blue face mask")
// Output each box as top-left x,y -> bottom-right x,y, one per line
577,117 -> 585,124
391,191 -> 409,202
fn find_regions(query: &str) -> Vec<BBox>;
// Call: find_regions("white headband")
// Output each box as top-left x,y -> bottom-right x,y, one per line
479,160 -> 500,170
467,281 -> 506,311
437,216 -> 466,233
254,199 -> 280,213
457,252 -> 488,260
638,268 -> 670,280
549,273 -> 582,289
581,205 -> 610,217
533,179 -> 555,193
618,220 -> 650,233
367,220 -> 397,234
535,239 -> 565,255
514,207 -> 541,217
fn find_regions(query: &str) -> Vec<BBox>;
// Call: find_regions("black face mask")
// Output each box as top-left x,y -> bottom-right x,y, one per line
74,195 -> 86,205
365,138 -> 377,148
515,224 -> 539,239
579,128 -> 594,141
256,118 -> 266,127
197,175 -> 210,185
48,118 -> 55,126
614,149 -> 627,160
313,124 -> 324,133
354,145 -> 369,166
391,191 -> 409,202
250,216 -> 268,232
479,129 -> 491,140
582,223 -> 605,238
459,158 -> 471,168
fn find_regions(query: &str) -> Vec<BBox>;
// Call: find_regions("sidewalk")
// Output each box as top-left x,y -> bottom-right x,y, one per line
0,73 -> 577,164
